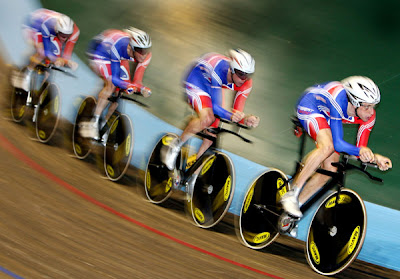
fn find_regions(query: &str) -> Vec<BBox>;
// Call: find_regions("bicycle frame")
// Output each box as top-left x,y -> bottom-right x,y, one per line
175,121 -> 251,188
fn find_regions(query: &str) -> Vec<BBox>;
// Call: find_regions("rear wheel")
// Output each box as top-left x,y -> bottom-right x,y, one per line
237,169 -> 289,249
35,83 -> 61,143
72,96 -> 96,159
144,133 -> 178,203
189,152 -> 235,228
103,113 -> 134,181
306,188 -> 367,276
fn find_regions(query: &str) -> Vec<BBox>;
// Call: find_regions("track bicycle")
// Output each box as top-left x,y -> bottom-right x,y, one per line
72,88 -> 148,181
145,118 -> 252,228
10,62 -> 75,143
236,116 -> 384,276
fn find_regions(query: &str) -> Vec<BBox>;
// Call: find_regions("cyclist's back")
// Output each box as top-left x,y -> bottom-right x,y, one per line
297,80 -> 375,156
26,8 -> 80,61
185,52 -> 253,122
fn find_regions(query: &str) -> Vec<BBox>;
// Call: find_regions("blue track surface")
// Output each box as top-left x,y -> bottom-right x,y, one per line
1,0 -> 399,273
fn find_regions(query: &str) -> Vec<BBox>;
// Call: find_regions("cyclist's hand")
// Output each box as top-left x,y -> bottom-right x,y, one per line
126,84 -> 140,95
67,60 -> 79,71
359,146 -> 374,163
54,57 -> 67,68
141,86 -> 152,98
244,114 -> 260,128
231,109 -> 245,123
374,154 -> 392,171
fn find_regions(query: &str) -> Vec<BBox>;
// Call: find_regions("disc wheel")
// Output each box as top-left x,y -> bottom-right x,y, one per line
103,114 -> 134,181
10,67 -> 29,123
189,152 -> 235,228
237,169 -> 289,249
144,133 -> 179,204
35,83 -> 61,143
306,188 -> 367,276
72,96 -> 96,159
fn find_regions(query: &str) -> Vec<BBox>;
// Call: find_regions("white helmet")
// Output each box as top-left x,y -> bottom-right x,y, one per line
55,15 -> 74,35
341,76 -> 380,107
229,48 -> 255,74
124,27 -> 152,49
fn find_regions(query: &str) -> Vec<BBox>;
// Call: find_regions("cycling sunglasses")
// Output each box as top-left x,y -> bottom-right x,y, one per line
234,69 -> 251,80
134,47 -> 150,55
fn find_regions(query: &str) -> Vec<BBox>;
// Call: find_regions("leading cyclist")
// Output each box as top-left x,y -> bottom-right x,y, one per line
162,49 -> 260,170
15,8 -> 79,92
280,76 -> 392,231
80,27 -> 152,140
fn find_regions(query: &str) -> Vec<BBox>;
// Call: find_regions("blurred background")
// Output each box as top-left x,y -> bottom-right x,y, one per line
9,0 -> 400,209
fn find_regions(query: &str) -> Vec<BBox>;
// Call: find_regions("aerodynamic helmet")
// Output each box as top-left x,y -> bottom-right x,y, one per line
229,48 -> 255,75
55,15 -> 74,35
341,76 -> 380,107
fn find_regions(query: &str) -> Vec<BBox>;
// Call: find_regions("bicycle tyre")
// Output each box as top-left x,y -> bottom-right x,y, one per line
72,96 -> 96,159
35,83 -> 61,143
305,188 -> 367,276
237,169 -> 289,249
104,113 -> 134,181
189,151 -> 235,228
144,133 -> 178,204
10,67 -> 29,123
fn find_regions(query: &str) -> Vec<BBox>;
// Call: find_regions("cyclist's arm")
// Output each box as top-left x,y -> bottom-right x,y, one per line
62,24 -> 80,60
110,60 -> 129,89
330,117 -> 360,156
210,83 -> 233,120
355,112 -> 375,147
40,20 -> 57,62
110,42 -> 130,90
131,52 -> 152,86
233,79 -> 252,124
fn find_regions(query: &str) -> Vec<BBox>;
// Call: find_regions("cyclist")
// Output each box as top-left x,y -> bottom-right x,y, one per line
162,49 -> 260,171
280,76 -> 392,227
15,8 -> 79,92
79,27 -> 152,140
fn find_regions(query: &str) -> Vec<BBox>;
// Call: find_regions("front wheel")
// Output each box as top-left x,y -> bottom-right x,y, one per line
35,83 -> 61,143
10,67 -> 29,123
305,188 -> 367,276
189,152 -> 235,229
236,169 -> 289,249
103,113 -> 134,181
144,133 -> 178,204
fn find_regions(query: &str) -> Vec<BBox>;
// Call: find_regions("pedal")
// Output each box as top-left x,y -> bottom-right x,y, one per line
278,213 -> 299,234
170,169 -> 182,190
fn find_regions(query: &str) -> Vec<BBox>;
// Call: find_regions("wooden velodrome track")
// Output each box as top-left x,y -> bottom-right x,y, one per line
0,64 -> 397,279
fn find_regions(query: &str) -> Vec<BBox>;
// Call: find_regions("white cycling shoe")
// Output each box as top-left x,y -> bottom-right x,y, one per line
280,189 -> 303,218
79,121 -> 100,140
12,69 -> 32,92
161,137 -> 183,170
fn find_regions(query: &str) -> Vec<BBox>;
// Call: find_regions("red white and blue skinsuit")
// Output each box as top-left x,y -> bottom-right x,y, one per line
25,9 -> 80,62
87,29 -> 151,90
184,53 -> 252,127
297,81 -> 375,156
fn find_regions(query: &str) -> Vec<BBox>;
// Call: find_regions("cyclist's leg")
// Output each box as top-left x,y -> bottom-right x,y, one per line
299,151 -> 339,205
162,81 -> 214,170
294,128 -> 335,191
281,111 -> 334,217
181,108 -> 214,142
81,60 -> 114,139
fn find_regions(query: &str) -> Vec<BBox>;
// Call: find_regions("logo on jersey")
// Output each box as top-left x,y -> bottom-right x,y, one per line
50,37 -> 61,56
119,66 -> 129,80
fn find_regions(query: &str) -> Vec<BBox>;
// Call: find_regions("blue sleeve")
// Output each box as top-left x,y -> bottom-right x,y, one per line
40,19 -> 57,61
110,41 -> 129,89
330,109 -> 360,156
209,64 -> 232,120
